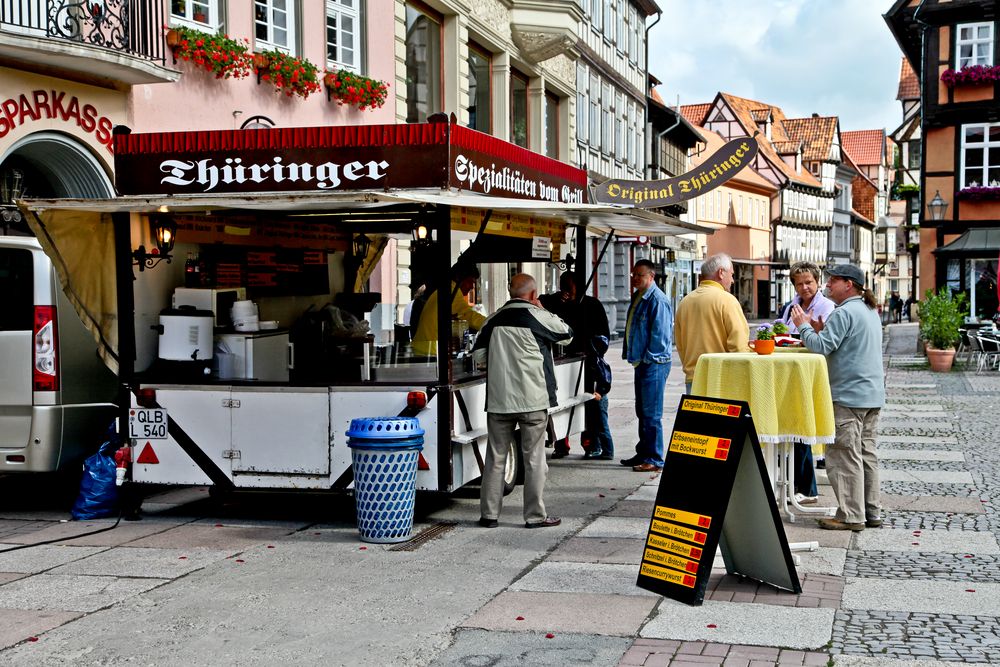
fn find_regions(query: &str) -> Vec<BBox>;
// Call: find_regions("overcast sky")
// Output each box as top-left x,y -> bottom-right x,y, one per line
648,0 -> 904,133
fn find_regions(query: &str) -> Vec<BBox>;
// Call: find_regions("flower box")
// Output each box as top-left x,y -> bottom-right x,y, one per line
165,25 -> 253,79
957,186 -> 1000,201
324,70 -> 389,111
255,50 -> 321,100
940,65 -> 1000,87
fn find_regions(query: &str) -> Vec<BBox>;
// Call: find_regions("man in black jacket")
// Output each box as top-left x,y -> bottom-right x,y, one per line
540,272 -> 613,460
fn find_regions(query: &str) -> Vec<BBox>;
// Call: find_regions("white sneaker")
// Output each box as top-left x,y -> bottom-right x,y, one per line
794,493 -> 818,505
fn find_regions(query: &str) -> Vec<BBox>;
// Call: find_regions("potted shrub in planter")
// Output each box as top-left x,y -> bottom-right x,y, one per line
919,287 -> 966,372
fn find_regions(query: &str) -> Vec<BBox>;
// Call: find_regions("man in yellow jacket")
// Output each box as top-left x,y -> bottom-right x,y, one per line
674,253 -> 750,392
412,263 -> 487,356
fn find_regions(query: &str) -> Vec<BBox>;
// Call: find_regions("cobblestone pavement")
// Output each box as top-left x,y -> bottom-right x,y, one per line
608,323 -> 1000,666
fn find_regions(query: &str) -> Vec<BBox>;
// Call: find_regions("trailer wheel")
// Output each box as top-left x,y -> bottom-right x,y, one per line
502,431 -> 524,496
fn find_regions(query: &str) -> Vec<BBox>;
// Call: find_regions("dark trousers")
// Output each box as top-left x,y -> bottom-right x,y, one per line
794,443 -> 818,496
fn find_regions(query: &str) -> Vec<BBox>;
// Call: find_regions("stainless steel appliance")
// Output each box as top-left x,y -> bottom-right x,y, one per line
215,331 -> 292,381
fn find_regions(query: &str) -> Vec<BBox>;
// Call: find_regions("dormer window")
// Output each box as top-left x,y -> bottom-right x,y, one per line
809,162 -> 820,176
956,22 -> 994,68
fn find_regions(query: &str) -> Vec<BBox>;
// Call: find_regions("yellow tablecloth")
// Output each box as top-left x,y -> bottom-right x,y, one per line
691,352 -> 835,445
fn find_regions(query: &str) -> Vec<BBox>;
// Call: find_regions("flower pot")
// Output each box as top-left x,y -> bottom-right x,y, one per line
165,28 -> 181,48
323,72 -> 337,88
194,12 -> 207,23
926,347 -> 956,372
750,339 -> 774,355
253,53 -> 269,69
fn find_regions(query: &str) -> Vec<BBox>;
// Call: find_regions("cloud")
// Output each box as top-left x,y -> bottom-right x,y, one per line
649,0 -> 902,131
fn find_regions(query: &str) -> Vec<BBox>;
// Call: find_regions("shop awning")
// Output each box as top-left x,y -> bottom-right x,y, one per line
933,227 -> 1000,257
731,258 -> 790,267
19,189 -> 715,237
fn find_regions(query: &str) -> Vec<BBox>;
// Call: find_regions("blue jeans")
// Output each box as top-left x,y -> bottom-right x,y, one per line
585,394 -> 613,457
794,443 -> 818,496
634,361 -> 669,466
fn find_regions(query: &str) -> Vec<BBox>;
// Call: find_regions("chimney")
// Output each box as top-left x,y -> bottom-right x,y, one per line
811,113 -> 819,118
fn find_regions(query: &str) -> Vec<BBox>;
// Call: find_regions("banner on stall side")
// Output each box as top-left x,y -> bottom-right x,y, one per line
636,395 -> 799,606
594,136 -> 759,208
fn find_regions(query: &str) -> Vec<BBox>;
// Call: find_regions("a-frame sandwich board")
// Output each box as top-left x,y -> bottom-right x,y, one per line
635,394 -> 801,605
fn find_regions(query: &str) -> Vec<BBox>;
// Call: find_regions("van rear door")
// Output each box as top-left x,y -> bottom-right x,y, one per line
0,246 -> 34,448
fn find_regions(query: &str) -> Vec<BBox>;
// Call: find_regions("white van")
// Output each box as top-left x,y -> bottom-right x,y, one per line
0,235 -> 117,472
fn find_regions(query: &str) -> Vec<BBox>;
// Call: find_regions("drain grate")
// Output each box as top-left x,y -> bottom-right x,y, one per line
388,521 -> 458,551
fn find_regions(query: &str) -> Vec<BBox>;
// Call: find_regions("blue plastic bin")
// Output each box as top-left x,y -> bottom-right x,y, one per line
346,417 -> 425,543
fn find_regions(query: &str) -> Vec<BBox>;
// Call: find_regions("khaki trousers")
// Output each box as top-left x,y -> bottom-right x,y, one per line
480,410 -> 549,524
828,404 -> 881,524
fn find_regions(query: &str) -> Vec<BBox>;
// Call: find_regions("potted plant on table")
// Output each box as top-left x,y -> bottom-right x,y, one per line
919,287 -> 966,372
751,323 -> 776,355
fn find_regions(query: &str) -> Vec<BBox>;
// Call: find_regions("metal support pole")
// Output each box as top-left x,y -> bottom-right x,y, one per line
112,211 -> 136,444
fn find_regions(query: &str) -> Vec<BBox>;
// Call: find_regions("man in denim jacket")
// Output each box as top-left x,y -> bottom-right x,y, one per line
620,259 -> 673,472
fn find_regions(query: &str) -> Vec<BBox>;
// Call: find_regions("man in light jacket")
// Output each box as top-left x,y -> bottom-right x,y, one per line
619,259 -> 673,473
473,273 -> 573,529
791,264 -> 884,531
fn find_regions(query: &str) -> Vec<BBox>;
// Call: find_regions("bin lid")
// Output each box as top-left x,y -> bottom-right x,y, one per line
346,417 -> 424,440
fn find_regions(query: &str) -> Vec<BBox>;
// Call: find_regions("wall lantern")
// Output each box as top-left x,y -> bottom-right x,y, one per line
927,190 -> 949,221
133,214 -> 177,272
353,233 -> 372,259
412,224 -> 429,243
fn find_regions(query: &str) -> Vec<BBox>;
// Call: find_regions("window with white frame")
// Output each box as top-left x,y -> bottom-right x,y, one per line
405,2 -> 442,123
956,22 -> 994,68
602,82 -> 613,155
171,0 -> 216,27
589,73 -> 600,148
615,0 -> 625,50
326,0 -> 361,72
592,0 -> 603,32
961,122 -> 1000,188
255,0 -> 295,53
576,64 -> 588,143
545,92 -> 559,159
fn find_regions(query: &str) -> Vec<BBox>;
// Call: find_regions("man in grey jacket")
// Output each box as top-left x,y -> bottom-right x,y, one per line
473,273 -> 573,529
791,264 -> 885,531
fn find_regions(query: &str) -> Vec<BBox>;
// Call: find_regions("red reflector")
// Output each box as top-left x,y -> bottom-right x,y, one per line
136,443 -> 160,464
406,391 -> 427,410
6,455 -> 26,463
417,453 -> 430,470
136,388 -> 157,408
33,305 -> 58,392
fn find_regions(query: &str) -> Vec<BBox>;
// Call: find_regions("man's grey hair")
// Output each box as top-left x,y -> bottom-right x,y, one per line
509,273 -> 536,298
700,253 -> 733,279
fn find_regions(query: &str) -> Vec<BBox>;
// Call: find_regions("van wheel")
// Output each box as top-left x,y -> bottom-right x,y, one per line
502,432 -> 524,496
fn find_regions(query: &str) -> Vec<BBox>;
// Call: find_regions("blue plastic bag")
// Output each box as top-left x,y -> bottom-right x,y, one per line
70,425 -> 120,521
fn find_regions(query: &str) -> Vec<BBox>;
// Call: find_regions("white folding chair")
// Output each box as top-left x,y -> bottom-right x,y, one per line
975,333 -> 1000,373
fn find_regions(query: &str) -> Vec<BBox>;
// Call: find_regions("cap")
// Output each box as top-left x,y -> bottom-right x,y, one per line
826,264 -> 865,286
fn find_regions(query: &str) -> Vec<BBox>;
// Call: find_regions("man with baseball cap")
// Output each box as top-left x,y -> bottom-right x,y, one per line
790,264 -> 884,531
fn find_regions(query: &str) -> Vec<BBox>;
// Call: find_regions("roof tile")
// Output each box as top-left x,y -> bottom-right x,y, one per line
897,58 -> 919,100
680,103 -> 711,126
781,116 -> 838,162
842,129 -> 886,167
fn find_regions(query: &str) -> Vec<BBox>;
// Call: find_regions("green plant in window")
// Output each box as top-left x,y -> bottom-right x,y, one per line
166,25 -> 254,79
255,49 -> 322,100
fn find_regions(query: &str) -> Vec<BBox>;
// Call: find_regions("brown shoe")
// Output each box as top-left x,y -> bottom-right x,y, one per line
817,518 -> 865,531
866,517 -> 883,528
525,517 -> 561,529
632,463 -> 663,472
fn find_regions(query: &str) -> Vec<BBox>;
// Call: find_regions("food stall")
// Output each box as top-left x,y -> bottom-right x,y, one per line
20,120 -> 709,497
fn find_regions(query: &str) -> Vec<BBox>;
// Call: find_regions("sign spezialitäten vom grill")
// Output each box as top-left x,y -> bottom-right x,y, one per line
594,135 -> 759,208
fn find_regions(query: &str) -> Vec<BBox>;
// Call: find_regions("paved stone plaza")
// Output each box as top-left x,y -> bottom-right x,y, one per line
0,323 -> 998,665
436,324 -> 1000,666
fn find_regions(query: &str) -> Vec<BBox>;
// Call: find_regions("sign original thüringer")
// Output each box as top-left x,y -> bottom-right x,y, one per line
594,135 -> 759,208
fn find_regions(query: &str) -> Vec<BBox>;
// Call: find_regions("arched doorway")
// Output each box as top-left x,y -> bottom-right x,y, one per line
0,132 -> 114,234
